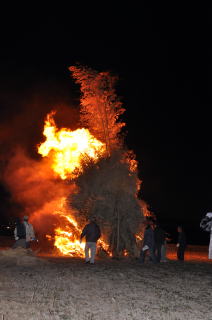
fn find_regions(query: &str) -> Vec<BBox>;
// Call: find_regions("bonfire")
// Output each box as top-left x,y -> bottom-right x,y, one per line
4,65 -> 145,257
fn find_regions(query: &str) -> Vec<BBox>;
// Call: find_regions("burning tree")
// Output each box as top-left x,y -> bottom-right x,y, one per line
69,65 -> 143,256
70,151 -> 142,256
3,65 -> 144,258
69,66 -> 125,155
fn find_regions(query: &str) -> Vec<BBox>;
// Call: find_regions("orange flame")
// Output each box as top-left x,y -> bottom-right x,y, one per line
38,111 -> 106,180
38,112 -> 109,256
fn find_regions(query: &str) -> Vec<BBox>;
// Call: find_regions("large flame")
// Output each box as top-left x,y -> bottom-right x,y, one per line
38,112 -> 108,256
45,197 -> 110,257
38,111 -> 106,180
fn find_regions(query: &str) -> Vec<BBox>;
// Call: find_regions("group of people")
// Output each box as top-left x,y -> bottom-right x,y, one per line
139,219 -> 179,263
81,217 -> 187,264
140,211 -> 212,263
13,216 -> 35,249
12,215 -> 101,264
12,212 -> 212,263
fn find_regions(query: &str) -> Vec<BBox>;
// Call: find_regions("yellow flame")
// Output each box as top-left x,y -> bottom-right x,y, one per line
54,227 -> 85,257
38,111 -> 106,179
38,114 -> 109,257
47,210 -> 111,257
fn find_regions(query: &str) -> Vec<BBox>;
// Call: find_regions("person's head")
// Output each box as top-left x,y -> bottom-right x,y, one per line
89,216 -> 97,223
153,222 -> 159,229
177,225 -> 183,233
15,217 -> 21,225
206,212 -> 212,219
148,220 -> 155,229
23,216 -> 28,222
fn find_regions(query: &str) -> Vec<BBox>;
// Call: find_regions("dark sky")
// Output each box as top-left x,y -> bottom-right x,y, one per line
0,6 -> 212,242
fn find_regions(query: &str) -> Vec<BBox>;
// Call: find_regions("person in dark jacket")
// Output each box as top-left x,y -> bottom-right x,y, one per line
176,226 -> 187,261
154,224 -> 166,262
12,217 -> 27,249
80,217 -> 101,264
140,220 -> 157,263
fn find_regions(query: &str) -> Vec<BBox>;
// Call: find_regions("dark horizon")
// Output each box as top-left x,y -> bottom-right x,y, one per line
0,7 -> 212,245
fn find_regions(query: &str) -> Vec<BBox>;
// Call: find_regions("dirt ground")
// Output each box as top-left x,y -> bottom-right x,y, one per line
0,239 -> 211,320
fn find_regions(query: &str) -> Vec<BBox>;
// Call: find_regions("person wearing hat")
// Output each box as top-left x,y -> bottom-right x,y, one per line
80,217 -> 101,264
200,212 -> 212,259
23,216 -> 35,248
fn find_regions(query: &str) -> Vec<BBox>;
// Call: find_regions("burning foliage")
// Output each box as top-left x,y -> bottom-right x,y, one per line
69,65 -> 125,155
70,151 -> 142,256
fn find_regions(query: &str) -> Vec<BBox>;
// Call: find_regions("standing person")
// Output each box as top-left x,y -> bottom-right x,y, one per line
176,226 -> 187,261
13,217 -> 27,248
140,220 -> 157,263
23,216 -> 35,248
154,224 -> 165,262
80,217 -> 101,264
200,212 -> 212,259
161,232 -> 171,262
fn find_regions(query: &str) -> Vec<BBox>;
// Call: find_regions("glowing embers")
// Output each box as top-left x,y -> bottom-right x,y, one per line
38,111 -> 106,179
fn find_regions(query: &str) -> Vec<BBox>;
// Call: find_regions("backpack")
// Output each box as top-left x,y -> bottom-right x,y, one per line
200,217 -> 212,232
16,223 -> 26,239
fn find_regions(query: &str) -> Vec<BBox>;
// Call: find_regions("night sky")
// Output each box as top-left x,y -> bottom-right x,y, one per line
0,7 -> 211,244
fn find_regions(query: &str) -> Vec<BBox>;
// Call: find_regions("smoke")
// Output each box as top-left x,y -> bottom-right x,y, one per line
0,81 -> 80,230
3,147 -> 77,235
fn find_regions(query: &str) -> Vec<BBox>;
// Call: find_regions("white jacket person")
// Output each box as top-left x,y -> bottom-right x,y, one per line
200,212 -> 212,259
23,216 -> 35,243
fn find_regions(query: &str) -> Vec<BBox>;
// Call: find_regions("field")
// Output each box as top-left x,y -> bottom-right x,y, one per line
0,238 -> 211,320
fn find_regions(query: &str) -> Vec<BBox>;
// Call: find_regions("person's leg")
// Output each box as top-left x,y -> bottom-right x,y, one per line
90,242 -> 97,264
139,248 -> 146,263
12,239 -> 27,249
155,244 -> 162,262
157,244 -> 162,262
209,233 -> 212,259
181,247 -> 185,260
85,242 -> 90,262
177,247 -> 180,260
178,246 -> 185,261
149,247 -> 157,263
161,244 -> 166,261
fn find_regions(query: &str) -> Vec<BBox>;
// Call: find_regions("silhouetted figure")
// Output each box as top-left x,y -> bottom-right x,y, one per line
154,224 -> 166,262
177,226 -> 186,261
140,220 -> 157,263
13,217 -> 27,249
200,212 -> 212,259
80,217 -> 101,264
161,232 -> 171,262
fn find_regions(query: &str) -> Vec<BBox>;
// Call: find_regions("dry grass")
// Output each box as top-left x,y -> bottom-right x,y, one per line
0,242 -> 211,320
